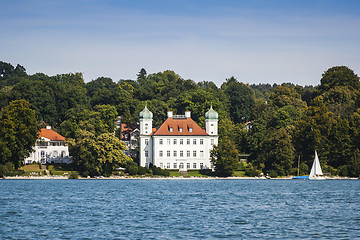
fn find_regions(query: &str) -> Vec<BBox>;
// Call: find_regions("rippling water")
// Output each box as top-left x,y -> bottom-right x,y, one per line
0,179 -> 359,239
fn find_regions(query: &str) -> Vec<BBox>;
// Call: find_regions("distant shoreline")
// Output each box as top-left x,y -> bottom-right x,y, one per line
2,176 -> 358,180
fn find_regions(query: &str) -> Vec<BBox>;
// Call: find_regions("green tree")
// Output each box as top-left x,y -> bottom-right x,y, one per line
222,77 -> 255,123
68,130 -> 132,177
211,137 -> 239,177
137,68 -> 147,80
0,100 -> 39,168
260,128 -> 295,176
318,66 -> 360,93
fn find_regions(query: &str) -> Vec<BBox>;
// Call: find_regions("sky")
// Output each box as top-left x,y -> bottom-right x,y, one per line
1,0 -> 360,86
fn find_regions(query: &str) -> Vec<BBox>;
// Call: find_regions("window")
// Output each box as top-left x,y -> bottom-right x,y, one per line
180,151 -> 183,157
173,151 -> 177,157
159,151 -> 163,157
160,163 -> 163,168
200,150 -> 204,157
180,139 -> 183,145
145,123 -> 148,130
193,163 -> 196,169
167,139 -> 170,145
200,139 -> 204,145
167,151 -> 170,157
187,163 -> 190,169
41,151 -> 45,157
52,151 -> 58,157
179,163 -> 184,169
200,163 -> 204,169
173,139 -> 177,145
187,151 -> 190,157
159,139 -> 163,145
187,139 -> 190,145
145,139 -> 149,145
179,128 -> 183,132
193,151 -> 197,157
167,163 -> 170,169
145,151 -> 148,157
173,163 -> 177,169
189,128 -> 193,132
169,127 -> 173,132
193,139 -> 197,145
211,139 -> 214,145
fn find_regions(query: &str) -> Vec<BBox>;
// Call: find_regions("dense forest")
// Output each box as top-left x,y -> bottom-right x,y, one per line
1,61 -> 359,177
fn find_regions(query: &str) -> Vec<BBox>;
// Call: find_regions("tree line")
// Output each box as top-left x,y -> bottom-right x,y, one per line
0,61 -> 359,177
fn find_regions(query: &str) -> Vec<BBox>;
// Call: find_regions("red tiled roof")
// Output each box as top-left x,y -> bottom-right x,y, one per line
39,128 -> 66,141
153,117 -> 208,136
120,123 -> 139,140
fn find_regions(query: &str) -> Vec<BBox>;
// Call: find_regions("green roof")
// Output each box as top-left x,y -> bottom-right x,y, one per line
205,106 -> 218,120
139,106 -> 153,119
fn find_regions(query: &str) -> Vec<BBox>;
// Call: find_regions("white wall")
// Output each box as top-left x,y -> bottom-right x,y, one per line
152,135 -> 217,170
24,137 -> 71,164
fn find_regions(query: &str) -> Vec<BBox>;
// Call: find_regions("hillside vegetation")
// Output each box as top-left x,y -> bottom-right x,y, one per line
1,62 -> 359,177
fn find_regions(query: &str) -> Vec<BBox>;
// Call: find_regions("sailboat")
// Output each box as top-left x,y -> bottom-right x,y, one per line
292,151 -> 325,180
309,150 -> 326,180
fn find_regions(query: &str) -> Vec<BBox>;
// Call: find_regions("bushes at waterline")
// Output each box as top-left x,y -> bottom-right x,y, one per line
68,172 -> 79,179
0,162 -> 24,177
125,162 -> 150,176
125,162 -> 170,176
151,165 -> 170,176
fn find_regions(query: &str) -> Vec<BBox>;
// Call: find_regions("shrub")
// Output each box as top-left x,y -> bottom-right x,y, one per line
200,169 -> 213,176
0,165 -> 5,178
68,172 -> 79,179
4,162 -> 14,172
138,166 -> 147,175
269,170 -> 278,178
126,163 -> 139,175
151,165 -> 170,176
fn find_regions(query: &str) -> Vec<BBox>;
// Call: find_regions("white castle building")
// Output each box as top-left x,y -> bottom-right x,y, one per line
139,106 -> 218,170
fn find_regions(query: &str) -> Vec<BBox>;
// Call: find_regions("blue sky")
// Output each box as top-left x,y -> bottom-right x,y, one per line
1,0 -> 360,86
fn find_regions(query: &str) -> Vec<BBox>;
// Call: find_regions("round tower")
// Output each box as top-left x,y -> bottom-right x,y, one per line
205,106 -> 218,136
139,105 -> 153,135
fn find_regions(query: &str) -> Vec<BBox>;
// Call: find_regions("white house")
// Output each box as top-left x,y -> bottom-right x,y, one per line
24,126 -> 72,164
139,106 -> 218,170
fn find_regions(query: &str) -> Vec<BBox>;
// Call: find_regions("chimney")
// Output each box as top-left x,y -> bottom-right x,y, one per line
185,111 -> 191,118
46,126 -> 51,130
167,111 -> 173,118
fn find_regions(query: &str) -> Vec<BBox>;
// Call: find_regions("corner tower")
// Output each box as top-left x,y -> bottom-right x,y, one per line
205,106 -> 218,136
139,105 -> 153,135
139,105 -> 153,167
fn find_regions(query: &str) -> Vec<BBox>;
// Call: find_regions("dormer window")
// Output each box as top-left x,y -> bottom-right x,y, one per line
179,128 -> 183,132
169,128 -> 173,132
189,128 -> 193,132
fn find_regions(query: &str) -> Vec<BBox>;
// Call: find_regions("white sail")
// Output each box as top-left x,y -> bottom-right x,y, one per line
309,150 -> 323,178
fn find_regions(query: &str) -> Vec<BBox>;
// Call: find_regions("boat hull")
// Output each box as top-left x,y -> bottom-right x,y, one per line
292,176 -> 309,180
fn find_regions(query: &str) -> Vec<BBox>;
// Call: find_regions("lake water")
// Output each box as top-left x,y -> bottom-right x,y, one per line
1,179 -> 359,239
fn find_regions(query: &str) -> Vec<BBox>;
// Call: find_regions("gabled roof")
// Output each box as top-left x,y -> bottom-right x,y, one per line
153,117 -> 208,136
39,128 -> 66,141
120,123 -> 139,140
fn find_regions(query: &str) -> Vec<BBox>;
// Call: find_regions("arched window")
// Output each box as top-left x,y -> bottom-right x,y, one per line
52,151 -> 58,157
